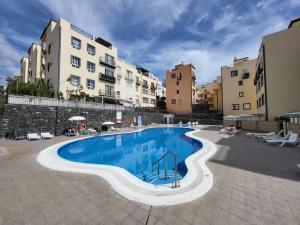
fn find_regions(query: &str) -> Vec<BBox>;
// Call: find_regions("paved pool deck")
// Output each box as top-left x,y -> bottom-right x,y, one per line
0,125 -> 300,225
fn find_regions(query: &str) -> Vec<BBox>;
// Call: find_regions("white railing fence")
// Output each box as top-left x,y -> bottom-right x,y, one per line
7,95 -> 132,111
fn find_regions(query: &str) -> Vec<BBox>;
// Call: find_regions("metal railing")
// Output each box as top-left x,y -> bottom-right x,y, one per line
7,95 -> 132,111
151,150 -> 180,188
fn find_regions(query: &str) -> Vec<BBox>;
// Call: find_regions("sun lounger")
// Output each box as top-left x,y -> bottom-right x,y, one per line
111,126 -> 120,131
246,132 -> 275,138
257,130 -> 284,141
41,132 -> 54,139
27,133 -> 41,141
266,132 -> 299,147
219,127 -> 239,135
131,124 -> 139,129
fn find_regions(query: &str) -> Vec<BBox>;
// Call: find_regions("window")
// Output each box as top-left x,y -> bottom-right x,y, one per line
151,90 -> 155,96
261,94 -> 265,106
257,100 -> 259,108
70,75 -> 80,86
176,81 -> 179,85
70,55 -> 81,68
178,99 -> 182,106
257,80 -> 261,91
143,89 -> 148,94
117,79 -> 121,85
126,70 -> 133,79
231,70 -> 238,77
232,104 -> 239,110
47,63 -> 51,72
87,44 -> 95,55
105,54 -> 115,65
242,68 -> 248,73
116,91 -> 120,98
239,92 -> 244,97
171,73 -> 176,79
126,81 -> 133,88
48,44 -> 51,54
238,80 -> 243,86
87,61 -> 95,72
86,79 -> 95,89
143,97 -> 148,103
259,97 -> 262,107
136,86 -> 139,92
105,68 -> 114,77
176,90 -> 179,94
105,85 -> 114,96
143,80 -> 148,87
260,75 -> 264,87
243,103 -> 251,110
171,99 -> 176,104
151,99 -> 155,104
71,36 -> 81,49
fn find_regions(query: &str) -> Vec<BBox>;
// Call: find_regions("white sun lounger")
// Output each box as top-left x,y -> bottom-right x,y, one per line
27,133 -> 41,141
258,130 -> 285,141
246,132 -> 275,138
111,126 -> 120,131
266,133 -> 299,147
41,132 -> 54,139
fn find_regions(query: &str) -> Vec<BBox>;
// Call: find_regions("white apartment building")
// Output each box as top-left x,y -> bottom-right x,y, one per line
20,57 -> 29,83
19,18 -> 160,107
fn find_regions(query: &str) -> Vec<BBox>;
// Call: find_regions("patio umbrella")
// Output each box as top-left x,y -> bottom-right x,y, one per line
68,116 -> 86,135
102,121 -> 115,131
223,115 -> 238,120
102,121 -> 115,125
68,116 -> 86,121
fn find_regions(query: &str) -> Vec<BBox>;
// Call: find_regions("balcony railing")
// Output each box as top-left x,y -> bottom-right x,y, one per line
99,57 -> 116,68
142,83 -> 149,88
136,80 -> 141,85
124,76 -> 134,82
99,90 -> 116,98
99,73 -> 116,83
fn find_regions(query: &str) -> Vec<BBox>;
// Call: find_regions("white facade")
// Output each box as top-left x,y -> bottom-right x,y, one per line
20,18 -> 162,108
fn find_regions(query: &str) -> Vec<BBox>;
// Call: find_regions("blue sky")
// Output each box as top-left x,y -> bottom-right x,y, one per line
0,0 -> 299,86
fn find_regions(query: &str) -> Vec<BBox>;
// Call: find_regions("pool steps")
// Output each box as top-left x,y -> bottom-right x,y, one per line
136,170 -> 183,184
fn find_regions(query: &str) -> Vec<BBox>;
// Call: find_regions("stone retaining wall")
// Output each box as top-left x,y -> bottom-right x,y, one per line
0,104 -> 164,137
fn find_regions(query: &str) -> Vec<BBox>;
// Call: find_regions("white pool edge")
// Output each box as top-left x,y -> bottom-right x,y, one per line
37,126 -> 218,206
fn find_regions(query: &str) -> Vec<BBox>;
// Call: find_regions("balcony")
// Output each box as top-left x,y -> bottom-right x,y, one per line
192,75 -> 196,80
117,73 -> 122,78
99,57 -> 116,68
124,76 -> 134,82
136,80 -> 141,85
99,73 -> 116,83
150,84 -> 157,90
242,72 -> 250,79
142,83 -> 149,88
99,90 -> 115,98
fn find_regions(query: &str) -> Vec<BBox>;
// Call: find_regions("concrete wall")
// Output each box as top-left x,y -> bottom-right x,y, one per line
0,104 -> 164,137
262,24 -> 300,121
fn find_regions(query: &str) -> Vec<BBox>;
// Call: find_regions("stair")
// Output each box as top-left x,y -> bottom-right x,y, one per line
136,170 -> 183,185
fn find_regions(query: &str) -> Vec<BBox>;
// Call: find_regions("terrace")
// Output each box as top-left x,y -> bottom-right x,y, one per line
1,125 -> 299,224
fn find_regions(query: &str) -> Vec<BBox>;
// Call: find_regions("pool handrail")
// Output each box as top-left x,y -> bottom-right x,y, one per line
151,150 -> 180,188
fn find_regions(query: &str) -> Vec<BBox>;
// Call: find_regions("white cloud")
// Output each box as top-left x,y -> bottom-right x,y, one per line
0,34 -> 25,85
214,5 -> 235,31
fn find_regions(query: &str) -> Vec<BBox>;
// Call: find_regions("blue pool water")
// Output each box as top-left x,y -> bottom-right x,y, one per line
58,127 -> 203,185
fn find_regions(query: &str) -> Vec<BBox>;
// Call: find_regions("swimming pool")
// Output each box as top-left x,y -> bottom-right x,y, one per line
58,127 -> 203,185
37,126 -> 217,206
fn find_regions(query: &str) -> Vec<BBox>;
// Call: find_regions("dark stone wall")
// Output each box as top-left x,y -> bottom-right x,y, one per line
0,104 -> 165,137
